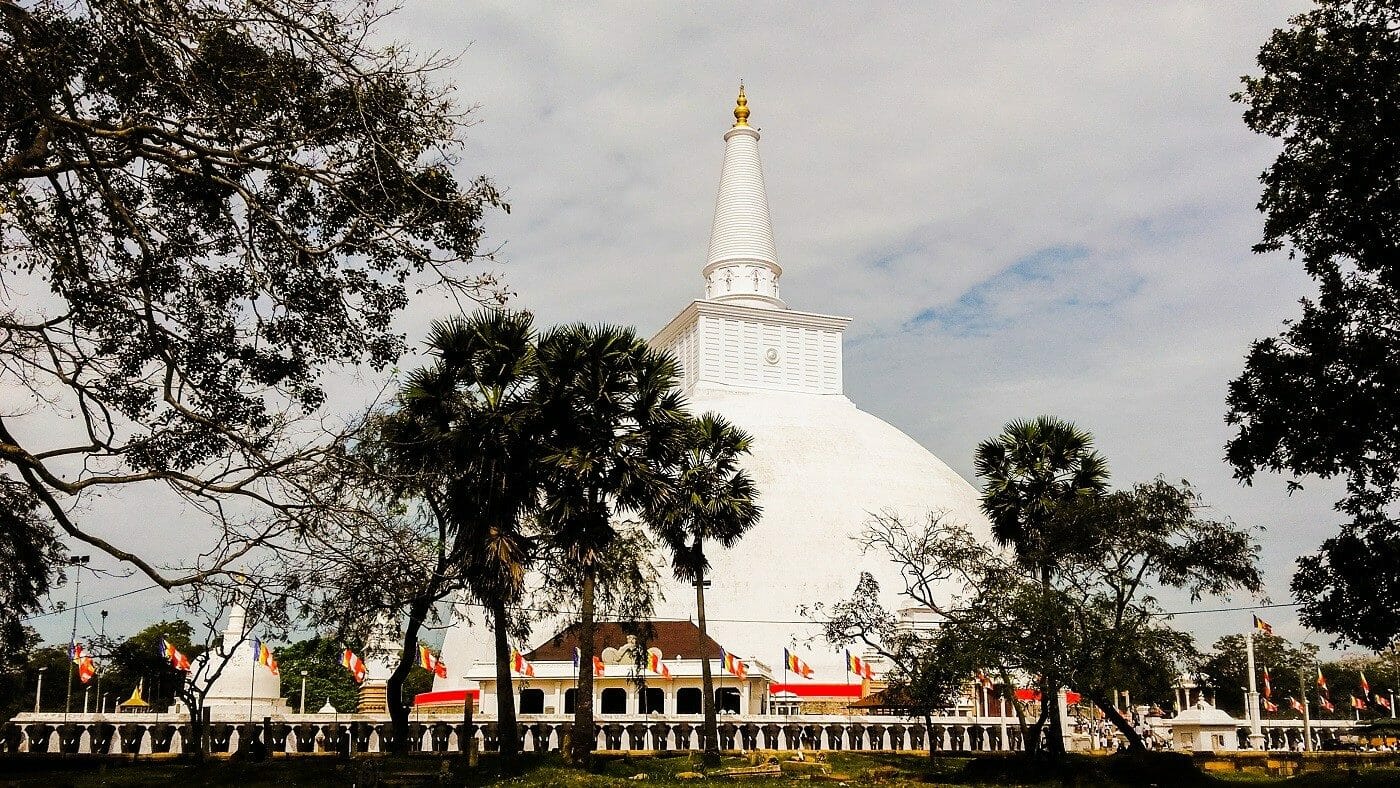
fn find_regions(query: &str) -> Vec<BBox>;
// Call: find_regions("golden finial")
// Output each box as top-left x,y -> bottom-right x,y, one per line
733,83 -> 750,127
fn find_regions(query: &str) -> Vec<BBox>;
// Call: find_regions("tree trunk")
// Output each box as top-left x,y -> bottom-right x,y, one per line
386,598 -> 431,754
1091,695 -> 1145,750
180,689 -> 205,759
1025,699 -> 1050,755
695,568 -> 720,766
1042,678 -> 1066,755
567,567 -> 597,765
1038,563 -> 1066,756
491,600 -> 520,759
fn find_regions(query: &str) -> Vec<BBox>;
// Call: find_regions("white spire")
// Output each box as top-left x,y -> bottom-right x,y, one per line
223,601 -> 247,642
703,85 -> 785,309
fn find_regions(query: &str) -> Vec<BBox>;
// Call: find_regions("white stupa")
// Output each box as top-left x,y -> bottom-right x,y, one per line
645,86 -> 993,676
201,601 -> 288,717
437,87 -> 992,689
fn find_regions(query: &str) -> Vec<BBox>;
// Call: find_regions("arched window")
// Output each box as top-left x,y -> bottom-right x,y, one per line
519,688 -> 545,714
564,688 -> 577,714
639,687 -> 665,714
600,687 -> 628,714
676,687 -> 702,714
716,687 -> 740,714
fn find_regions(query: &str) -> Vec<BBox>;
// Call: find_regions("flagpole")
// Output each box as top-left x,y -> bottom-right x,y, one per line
1298,666 -> 1312,752
1244,629 -> 1264,749
248,643 -> 256,724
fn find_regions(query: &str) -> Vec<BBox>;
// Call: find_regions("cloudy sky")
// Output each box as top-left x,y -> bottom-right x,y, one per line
36,1 -> 1360,659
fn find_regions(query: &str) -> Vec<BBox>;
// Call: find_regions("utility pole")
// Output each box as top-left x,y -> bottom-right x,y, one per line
1244,630 -> 1265,749
63,555 -> 90,721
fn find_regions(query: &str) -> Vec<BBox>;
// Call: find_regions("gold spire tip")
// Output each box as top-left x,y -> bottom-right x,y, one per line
733,83 -> 750,127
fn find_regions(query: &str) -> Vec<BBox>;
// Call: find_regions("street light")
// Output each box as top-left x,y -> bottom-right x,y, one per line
35,666 -> 47,713
300,670 -> 309,715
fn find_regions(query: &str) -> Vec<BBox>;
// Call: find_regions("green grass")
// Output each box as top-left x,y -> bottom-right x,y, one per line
1,752 -> 1398,787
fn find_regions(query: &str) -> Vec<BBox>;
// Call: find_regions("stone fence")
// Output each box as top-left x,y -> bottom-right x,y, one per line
0,714 -> 1020,755
0,714 -> 1364,757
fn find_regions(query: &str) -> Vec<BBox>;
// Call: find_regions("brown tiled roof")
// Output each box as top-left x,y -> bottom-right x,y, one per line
526,620 -> 725,662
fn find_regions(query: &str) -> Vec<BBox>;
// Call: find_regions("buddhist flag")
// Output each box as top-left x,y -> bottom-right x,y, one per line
784,648 -> 813,679
976,670 -> 994,690
1374,694 -> 1391,711
253,641 -> 279,676
419,645 -> 447,679
1351,695 -> 1367,711
647,652 -> 672,680
341,648 -> 367,683
1360,671 -> 1371,696
1316,667 -> 1328,691
160,637 -> 191,672
846,650 -> 863,676
593,655 -> 606,677
1262,666 -> 1272,699
68,642 -> 84,661
1288,696 -> 1305,713
720,648 -> 745,679
1252,615 -> 1273,635
511,649 -> 535,677
1319,695 -> 1335,713
76,657 -> 97,684
1262,697 -> 1278,713
573,647 -> 581,669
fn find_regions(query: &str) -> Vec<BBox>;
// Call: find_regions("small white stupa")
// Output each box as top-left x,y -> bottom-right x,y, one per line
201,601 -> 288,718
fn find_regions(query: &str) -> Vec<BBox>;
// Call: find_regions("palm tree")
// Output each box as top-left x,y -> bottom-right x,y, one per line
380,309 -> 541,758
649,413 -> 761,765
973,415 -> 1109,756
533,324 -> 689,765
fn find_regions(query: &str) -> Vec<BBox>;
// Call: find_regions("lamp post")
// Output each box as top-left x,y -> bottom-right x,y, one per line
300,670 -> 309,715
63,555 -> 91,721
35,667 -> 46,713
95,610 -> 107,716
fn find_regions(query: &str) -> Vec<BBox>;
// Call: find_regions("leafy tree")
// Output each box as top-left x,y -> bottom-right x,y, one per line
824,475 -> 1262,754
974,416 -> 1110,755
0,0 -> 503,591
370,310 -> 541,756
104,620 -> 205,713
0,478 -> 64,656
275,637 -> 360,715
1223,1 -> 1400,649
649,413 -> 761,764
533,323 -> 688,765
0,627 -> 47,721
1047,478 -> 1264,738
810,571 -> 981,760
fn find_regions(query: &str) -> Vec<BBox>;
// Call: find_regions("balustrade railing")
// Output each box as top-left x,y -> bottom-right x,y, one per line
0,713 -> 1360,756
